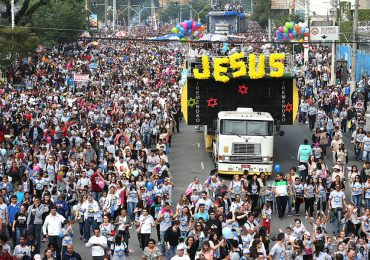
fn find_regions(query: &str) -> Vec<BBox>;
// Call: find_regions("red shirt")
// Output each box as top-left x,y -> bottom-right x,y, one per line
90,172 -> 103,192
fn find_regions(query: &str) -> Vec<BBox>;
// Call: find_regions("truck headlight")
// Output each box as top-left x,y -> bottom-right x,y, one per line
262,157 -> 269,162
223,156 -> 230,161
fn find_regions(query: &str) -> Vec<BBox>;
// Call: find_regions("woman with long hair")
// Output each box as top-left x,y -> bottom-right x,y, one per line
195,241 -> 213,260
175,194 -> 192,216
354,127 -> 365,160
110,234 -> 127,260
185,236 -> 198,260
187,221 -> 205,251
351,175 -> 363,214
247,174 -> 260,212
304,176 -> 316,218
348,165 -> 359,184
175,206 -> 191,237
315,177 -> 327,214
307,155 -> 317,175
75,194 -> 87,240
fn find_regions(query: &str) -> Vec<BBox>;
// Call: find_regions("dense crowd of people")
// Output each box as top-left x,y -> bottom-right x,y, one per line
0,20 -> 370,260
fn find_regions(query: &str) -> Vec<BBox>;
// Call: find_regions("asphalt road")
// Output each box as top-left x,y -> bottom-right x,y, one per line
47,120 -> 364,259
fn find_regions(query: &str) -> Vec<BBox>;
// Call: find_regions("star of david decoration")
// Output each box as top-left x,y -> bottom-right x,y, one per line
207,97 -> 218,108
237,84 -> 249,95
187,97 -> 196,108
285,102 -> 293,113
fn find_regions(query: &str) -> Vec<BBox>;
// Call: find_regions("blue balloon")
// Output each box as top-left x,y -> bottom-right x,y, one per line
292,30 -> 297,37
284,33 -> 288,37
274,164 -> 281,173
301,26 -> 306,33
176,24 -> 181,30
187,20 -> 192,28
278,35 -> 283,39
146,182 -> 153,191
197,22 -> 202,28
179,27 -> 185,33
187,29 -> 192,35
222,227 -> 232,239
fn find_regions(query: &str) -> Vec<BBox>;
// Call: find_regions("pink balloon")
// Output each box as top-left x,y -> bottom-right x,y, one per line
279,26 -> 284,33
46,136 -> 52,143
198,33 -> 203,38
98,180 -> 105,189
181,22 -> 187,29
289,33 -> 294,39
192,22 -> 197,32
33,165 -> 40,172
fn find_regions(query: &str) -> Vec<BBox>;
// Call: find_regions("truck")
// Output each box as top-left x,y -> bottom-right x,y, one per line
209,108 -> 283,175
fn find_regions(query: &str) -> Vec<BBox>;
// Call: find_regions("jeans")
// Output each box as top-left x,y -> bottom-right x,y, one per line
48,235 -> 62,251
160,231 -> 166,254
79,222 -> 84,236
92,191 -> 102,202
28,223 -> 42,254
139,233 -> 150,250
84,217 -> 96,240
363,150 -> 370,162
127,201 -> 137,222
341,119 -> 347,133
308,115 -> 316,130
301,112 -> 307,124
295,197 -> 303,215
15,227 -> 26,246
305,197 -> 315,217
352,194 -> 362,215
332,208 -> 343,234
287,196 -> 293,215
276,196 -> 288,219
142,133 -> 151,148
355,145 -> 363,160
299,162 -> 308,181
317,197 -> 326,213
167,245 -> 177,259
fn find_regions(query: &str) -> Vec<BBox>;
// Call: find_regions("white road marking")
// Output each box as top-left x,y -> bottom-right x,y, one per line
201,161 -> 204,169
197,142 -> 200,148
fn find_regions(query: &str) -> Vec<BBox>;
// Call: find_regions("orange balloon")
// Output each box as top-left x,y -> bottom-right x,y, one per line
199,25 -> 205,32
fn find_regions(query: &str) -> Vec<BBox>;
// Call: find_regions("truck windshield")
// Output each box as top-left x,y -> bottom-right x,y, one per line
220,120 -> 273,136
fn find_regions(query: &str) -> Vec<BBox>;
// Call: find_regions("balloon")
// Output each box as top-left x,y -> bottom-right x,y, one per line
72,205 -> 78,212
194,31 -> 199,36
46,136 -> 52,144
279,26 -> 284,33
187,29 -> 192,35
293,30 -> 297,37
283,27 -> 288,33
301,26 -> 306,34
274,164 -> 281,173
187,20 -> 192,29
285,22 -> 290,28
198,33 -> 203,38
197,22 -> 202,28
283,32 -> 288,38
179,27 -> 185,34
199,25 -> 205,32
299,39 -> 304,42
181,22 -> 187,29
222,227 -> 232,239
176,24 -> 181,30
146,182 -> 153,191
178,33 -> 184,38
98,180 -> 105,189
171,27 -> 179,34
303,32 -> 309,37
192,22 -> 197,32
278,35 -> 283,39
289,33 -> 294,39
305,28 -> 309,33
0,149 -> 6,156
33,165 -> 40,172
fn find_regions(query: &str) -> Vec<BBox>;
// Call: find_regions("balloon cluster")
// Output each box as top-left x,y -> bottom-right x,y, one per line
171,18 -> 205,41
276,22 -> 309,42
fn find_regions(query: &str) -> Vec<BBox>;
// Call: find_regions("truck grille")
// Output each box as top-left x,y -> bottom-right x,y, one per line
232,143 -> 261,155
229,156 -> 263,163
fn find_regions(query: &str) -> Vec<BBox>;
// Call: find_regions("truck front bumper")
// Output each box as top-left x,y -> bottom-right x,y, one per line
217,162 -> 273,175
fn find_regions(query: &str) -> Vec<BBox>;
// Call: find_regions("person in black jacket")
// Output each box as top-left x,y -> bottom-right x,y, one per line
164,220 -> 181,259
248,174 -> 261,212
62,244 -> 82,260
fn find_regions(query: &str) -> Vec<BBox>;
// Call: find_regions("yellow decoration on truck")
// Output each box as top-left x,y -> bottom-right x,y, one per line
269,53 -> 286,78
248,54 -> 265,79
213,57 -> 230,83
192,52 -> 285,82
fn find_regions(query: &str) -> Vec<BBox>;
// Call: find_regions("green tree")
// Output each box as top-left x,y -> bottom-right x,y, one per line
31,0 -> 88,46
159,2 -> 190,23
251,0 -> 287,28
189,0 -> 211,22
0,27 -> 40,67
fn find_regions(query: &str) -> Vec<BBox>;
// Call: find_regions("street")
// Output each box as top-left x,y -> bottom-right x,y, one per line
59,119 -> 363,259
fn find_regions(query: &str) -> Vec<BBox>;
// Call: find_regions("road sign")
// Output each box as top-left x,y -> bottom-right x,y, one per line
310,26 -> 339,41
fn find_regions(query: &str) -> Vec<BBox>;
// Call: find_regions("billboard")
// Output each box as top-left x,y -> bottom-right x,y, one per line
89,13 -> 98,29
271,0 -> 292,9
181,77 -> 298,126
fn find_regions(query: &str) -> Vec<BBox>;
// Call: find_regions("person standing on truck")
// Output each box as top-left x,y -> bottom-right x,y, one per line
297,139 -> 312,181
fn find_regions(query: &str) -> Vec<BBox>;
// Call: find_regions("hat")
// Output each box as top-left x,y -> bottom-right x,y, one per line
34,254 -> 42,260
337,158 -> 342,162
177,244 -> 186,250
333,165 -> 341,170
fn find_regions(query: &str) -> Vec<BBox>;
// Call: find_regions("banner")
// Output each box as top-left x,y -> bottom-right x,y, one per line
271,0 -> 292,9
89,14 -> 98,29
74,74 -> 90,82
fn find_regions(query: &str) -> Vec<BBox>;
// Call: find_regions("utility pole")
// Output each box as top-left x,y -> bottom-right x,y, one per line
268,18 -> 272,42
350,0 -> 359,94
304,0 -> 309,64
113,0 -> 116,31
128,0 -> 131,31
104,0 -> 107,26
331,4 -> 337,86
11,0 -> 15,29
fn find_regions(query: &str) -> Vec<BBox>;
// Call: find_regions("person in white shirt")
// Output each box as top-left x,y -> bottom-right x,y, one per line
13,235 -> 31,260
171,244 -> 191,260
82,195 -> 101,241
329,184 -> 347,235
42,206 -> 65,251
85,227 -> 108,260
138,208 -> 156,250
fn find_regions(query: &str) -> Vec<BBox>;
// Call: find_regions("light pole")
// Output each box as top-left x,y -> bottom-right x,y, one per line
11,0 -> 15,29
